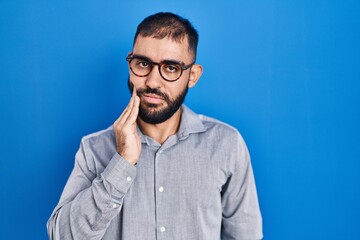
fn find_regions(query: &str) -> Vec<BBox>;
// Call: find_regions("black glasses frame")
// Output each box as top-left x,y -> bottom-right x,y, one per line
126,53 -> 194,82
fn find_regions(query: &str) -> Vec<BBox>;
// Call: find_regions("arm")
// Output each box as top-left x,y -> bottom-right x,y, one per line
47,88 -> 141,239
47,147 -> 136,240
221,133 -> 263,240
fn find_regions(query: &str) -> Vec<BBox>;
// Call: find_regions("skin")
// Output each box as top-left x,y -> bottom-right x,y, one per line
113,36 -> 203,165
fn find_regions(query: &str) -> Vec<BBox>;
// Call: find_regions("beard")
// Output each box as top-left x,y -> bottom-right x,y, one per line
128,78 -> 188,124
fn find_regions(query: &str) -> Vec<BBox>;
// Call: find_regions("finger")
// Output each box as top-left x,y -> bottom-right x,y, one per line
122,87 -> 138,125
115,103 -> 129,123
132,85 -> 137,97
114,90 -> 136,126
126,95 -> 140,125
114,104 -> 130,126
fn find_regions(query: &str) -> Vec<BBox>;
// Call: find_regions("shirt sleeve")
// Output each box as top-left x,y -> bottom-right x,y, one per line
47,139 -> 136,240
221,132 -> 263,240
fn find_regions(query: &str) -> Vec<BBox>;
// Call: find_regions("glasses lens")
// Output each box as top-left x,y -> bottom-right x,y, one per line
130,58 -> 152,76
128,56 -> 184,81
160,63 -> 182,81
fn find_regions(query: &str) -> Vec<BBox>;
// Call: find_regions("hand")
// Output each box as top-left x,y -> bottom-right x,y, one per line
113,87 -> 141,165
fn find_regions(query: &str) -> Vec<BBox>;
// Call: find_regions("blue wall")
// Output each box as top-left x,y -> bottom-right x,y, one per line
1,1 -> 359,239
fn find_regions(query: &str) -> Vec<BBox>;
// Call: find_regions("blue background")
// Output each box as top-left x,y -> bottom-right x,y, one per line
1,1 -> 359,239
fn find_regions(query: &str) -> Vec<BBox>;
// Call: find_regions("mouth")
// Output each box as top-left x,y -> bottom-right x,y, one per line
142,93 -> 165,104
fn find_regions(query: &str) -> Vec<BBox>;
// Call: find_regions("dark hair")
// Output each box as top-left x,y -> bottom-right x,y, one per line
134,12 -> 199,60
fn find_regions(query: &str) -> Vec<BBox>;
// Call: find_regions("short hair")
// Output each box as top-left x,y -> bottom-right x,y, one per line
133,12 -> 199,60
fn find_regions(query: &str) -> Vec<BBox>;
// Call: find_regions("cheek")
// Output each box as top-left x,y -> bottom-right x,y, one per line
168,81 -> 188,98
129,76 -> 145,89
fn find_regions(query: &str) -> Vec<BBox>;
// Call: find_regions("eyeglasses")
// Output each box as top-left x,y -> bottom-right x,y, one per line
126,53 -> 194,82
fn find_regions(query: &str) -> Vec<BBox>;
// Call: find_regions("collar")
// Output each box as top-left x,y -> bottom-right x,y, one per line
137,104 -> 207,144
177,104 -> 207,140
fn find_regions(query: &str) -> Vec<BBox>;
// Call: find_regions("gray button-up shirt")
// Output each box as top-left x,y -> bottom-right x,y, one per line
47,105 -> 262,239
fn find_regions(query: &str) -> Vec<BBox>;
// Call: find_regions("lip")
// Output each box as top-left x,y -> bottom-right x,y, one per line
142,94 -> 164,104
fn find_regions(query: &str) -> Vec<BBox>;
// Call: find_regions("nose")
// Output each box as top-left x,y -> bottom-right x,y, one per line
145,64 -> 163,89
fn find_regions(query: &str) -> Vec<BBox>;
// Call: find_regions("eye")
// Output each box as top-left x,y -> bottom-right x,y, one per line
163,64 -> 180,73
133,58 -> 151,69
138,61 -> 150,68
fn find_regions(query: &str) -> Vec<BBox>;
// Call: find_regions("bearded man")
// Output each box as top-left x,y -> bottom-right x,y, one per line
47,12 -> 263,240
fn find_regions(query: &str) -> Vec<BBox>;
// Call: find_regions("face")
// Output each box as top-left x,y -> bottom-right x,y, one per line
128,36 -> 202,124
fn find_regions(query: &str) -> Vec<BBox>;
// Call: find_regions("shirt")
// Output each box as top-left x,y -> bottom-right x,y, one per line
47,105 -> 263,240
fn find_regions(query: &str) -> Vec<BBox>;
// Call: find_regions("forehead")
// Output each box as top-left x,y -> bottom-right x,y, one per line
133,36 -> 192,63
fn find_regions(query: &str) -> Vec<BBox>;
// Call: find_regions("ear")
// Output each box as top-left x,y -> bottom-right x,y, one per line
188,64 -> 203,88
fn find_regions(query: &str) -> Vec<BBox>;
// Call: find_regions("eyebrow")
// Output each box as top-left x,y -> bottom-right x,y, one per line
132,54 -> 184,65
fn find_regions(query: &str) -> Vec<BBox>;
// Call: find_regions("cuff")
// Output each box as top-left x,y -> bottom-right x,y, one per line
101,153 -> 136,193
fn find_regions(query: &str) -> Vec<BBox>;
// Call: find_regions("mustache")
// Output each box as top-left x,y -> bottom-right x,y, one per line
127,78 -> 171,103
136,87 -> 171,103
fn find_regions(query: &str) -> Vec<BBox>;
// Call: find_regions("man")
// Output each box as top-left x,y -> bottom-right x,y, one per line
47,12 -> 262,240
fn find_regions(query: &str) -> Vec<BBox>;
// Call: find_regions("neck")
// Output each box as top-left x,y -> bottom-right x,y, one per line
137,108 -> 182,145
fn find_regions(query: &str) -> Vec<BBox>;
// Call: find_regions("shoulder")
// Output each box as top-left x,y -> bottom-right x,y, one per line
197,113 -> 249,152
182,105 -> 242,140
199,114 -> 242,138
80,125 -> 116,158
81,125 -> 114,145
77,126 -> 116,174
194,112 -> 250,171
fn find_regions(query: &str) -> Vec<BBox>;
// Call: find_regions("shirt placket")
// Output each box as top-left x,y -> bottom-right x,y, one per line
154,147 -> 167,239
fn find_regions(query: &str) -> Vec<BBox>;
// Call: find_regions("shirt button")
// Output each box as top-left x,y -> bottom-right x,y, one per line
126,176 -> 132,182
159,187 -> 164,192
159,226 -> 166,232
112,204 -> 118,209
158,150 -> 163,154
